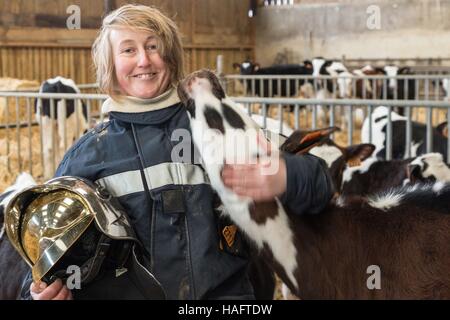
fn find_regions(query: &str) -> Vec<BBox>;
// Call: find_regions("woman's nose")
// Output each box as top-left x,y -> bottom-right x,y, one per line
137,50 -> 151,67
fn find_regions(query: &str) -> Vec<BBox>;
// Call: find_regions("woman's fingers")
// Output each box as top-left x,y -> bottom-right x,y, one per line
51,284 -> 72,300
30,279 -> 72,300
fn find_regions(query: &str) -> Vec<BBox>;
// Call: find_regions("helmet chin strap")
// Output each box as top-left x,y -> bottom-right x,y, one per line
80,234 -> 112,284
45,234 -> 135,286
81,234 -> 134,284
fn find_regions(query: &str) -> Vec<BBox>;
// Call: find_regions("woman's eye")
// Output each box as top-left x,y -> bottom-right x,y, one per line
146,44 -> 158,51
122,48 -> 135,54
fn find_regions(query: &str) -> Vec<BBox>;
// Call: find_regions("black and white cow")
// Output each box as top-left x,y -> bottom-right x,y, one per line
383,66 -> 416,115
0,172 -> 36,300
310,58 -> 351,124
383,66 -> 416,100
36,77 -> 89,179
233,60 -> 313,98
312,57 -> 351,99
361,106 -> 449,162
443,79 -> 449,100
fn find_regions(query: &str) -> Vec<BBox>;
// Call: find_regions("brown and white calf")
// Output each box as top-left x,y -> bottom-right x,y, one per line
178,69 -> 300,294
179,71 -> 450,299
280,128 -> 450,298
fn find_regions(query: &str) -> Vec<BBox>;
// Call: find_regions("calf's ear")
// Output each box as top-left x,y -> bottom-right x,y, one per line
345,143 -> 375,166
407,164 -> 423,184
435,121 -> 448,138
280,127 -> 340,155
232,63 -> 241,71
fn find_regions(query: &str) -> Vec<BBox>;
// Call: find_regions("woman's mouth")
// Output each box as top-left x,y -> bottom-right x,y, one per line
133,73 -> 157,79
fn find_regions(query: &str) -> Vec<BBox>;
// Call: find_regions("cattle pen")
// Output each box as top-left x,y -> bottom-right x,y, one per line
1,84 -> 450,190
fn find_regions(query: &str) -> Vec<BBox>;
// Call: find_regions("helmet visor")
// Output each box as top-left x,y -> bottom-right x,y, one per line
20,190 -> 94,281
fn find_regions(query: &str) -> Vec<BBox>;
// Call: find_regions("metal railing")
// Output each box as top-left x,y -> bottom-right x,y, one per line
0,92 -> 108,178
230,96 -> 450,163
1,91 -> 450,181
224,74 -> 450,102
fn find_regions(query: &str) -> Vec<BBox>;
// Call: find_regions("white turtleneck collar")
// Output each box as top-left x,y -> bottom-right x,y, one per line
101,86 -> 181,114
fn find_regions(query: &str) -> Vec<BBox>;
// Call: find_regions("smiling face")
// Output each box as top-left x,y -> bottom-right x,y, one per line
110,28 -> 171,99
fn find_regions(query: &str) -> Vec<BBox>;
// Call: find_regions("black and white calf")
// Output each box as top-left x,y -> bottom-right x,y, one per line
282,128 -> 450,198
36,77 -> 89,179
361,106 -> 449,161
0,172 -> 36,299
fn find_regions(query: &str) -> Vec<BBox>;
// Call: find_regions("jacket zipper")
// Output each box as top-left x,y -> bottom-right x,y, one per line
131,123 -> 155,270
165,125 -> 196,299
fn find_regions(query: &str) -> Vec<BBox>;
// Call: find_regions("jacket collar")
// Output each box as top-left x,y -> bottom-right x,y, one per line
101,86 -> 180,114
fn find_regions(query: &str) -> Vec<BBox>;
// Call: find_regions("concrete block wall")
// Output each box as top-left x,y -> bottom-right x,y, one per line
254,0 -> 450,66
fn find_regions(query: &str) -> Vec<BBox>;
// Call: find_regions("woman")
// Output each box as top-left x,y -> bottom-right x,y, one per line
27,4 -> 333,300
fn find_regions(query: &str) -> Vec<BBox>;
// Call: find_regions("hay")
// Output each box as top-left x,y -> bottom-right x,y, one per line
0,78 -> 40,91
0,126 -> 43,192
0,77 -> 40,126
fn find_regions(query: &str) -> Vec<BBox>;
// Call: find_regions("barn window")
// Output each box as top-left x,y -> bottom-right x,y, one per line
264,0 -> 295,6
250,0 -> 295,18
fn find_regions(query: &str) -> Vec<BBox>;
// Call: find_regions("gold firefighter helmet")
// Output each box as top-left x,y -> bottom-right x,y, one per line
5,176 -> 141,285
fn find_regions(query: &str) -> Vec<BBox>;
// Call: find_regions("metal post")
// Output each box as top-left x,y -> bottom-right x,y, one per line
5,97 -> 10,172
15,97 -> 21,172
278,104 -> 283,135
368,105 -> 373,144
294,104 -> 299,130
27,98 -> 32,174
262,103 -> 267,129
387,105 -> 393,160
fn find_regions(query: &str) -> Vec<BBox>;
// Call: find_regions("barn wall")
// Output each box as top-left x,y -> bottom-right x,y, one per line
0,0 -> 254,84
254,0 -> 450,66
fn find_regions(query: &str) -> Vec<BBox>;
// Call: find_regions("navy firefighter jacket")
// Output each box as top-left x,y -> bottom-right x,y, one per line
51,89 -> 332,299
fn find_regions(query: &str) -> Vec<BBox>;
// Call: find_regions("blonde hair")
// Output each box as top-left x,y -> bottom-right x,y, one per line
92,4 -> 184,99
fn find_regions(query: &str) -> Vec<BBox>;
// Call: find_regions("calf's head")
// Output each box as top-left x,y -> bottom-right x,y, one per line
408,153 -> 450,184
281,128 -> 376,192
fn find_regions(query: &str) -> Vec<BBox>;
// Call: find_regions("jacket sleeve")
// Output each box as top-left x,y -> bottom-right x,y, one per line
279,152 -> 334,215
19,271 -> 33,300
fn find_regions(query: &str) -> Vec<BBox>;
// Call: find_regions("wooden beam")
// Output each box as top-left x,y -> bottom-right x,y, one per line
0,27 -> 98,47
35,14 -> 101,29
104,0 -> 116,16
0,26 -> 254,50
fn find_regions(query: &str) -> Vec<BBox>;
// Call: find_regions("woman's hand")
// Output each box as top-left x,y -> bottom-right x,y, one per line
30,279 -> 73,300
221,133 -> 287,202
